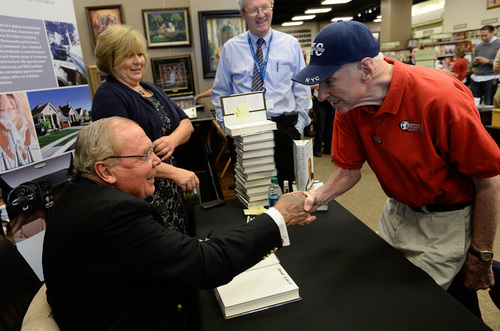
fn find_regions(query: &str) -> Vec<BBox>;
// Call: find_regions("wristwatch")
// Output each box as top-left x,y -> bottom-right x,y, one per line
468,246 -> 494,262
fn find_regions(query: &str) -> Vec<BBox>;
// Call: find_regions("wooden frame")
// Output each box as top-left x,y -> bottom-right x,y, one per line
142,7 -> 191,48
151,55 -> 194,97
85,5 -> 125,51
86,65 -> 108,96
198,10 -> 247,78
487,0 -> 500,9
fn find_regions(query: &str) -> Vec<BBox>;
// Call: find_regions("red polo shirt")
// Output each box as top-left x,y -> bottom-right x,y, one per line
332,58 -> 500,207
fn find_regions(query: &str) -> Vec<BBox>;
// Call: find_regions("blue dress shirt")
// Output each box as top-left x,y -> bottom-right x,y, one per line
212,29 -> 312,133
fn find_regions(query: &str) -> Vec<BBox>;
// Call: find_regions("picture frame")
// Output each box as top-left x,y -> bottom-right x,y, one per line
87,65 -> 108,96
487,0 -> 500,10
151,55 -> 194,97
198,10 -> 247,78
142,8 -> 191,48
85,5 -> 125,51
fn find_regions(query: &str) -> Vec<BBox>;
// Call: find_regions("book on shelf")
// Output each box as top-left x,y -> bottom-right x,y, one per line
221,91 -> 277,137
236,161 -> 276,174
234,139 -> 275,151
214,254 -> 301,319
236,146 -> 274,159
237,155 -> 274,168
293,139 -> 314,191
234,130 -> 274,144
235,166 -> 277,181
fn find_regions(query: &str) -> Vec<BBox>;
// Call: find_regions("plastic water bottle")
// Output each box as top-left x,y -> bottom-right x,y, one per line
268,177 -> 282,207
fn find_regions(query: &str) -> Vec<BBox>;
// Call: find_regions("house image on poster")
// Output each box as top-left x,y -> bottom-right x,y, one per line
31,102 -> 85,135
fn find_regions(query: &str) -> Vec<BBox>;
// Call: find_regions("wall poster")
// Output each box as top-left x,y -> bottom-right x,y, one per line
0,0 -> 92,261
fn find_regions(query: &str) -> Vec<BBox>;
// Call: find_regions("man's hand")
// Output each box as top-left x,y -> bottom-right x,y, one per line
462,254 -> 495,291
274,192 -> 316,226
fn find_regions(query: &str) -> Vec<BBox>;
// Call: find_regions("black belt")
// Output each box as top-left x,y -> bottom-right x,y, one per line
410,201 -> 474,213
269,113 -> 298,127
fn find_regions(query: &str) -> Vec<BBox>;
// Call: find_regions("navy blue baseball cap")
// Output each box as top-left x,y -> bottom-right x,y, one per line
292,21 -> 379,85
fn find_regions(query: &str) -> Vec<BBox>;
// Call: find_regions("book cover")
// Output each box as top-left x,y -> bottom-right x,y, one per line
235,173 -> 274,188
236,161 -> 276,174
236,194 -> 268,208
293,140 -> 314,191
225,120 -> 277,137
235,186 -> 268,202
237,155 -> 274,168
214,263 -> 301,319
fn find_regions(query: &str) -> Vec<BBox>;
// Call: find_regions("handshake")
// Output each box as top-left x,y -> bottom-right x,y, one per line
273,191 -> 322,226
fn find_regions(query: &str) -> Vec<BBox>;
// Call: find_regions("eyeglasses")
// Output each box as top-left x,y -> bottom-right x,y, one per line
103,143 -> 154,163
244,5 -> 273,16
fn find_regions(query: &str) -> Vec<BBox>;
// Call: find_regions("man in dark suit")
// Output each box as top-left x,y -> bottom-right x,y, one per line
42,117 -> 314,330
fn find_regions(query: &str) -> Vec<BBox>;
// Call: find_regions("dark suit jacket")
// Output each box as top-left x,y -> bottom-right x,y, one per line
42,177 -> 283,330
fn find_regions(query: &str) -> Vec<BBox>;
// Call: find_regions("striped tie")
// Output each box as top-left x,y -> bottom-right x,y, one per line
251,38 -> 265,92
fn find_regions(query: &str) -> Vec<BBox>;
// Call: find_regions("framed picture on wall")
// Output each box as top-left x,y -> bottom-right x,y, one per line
487,0 -> 500,9
198,10 -> 247,79
151,55 -> 194,97
85,5 -> 125,50
142,8 -> 191,48
87,65 -> 108,96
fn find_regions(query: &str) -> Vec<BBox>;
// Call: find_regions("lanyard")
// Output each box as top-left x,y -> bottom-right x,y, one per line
248,32 -> 273,83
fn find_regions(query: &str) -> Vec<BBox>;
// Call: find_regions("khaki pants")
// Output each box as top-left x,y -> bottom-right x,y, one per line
376,198 -> 473,290
494,87 -> 500,108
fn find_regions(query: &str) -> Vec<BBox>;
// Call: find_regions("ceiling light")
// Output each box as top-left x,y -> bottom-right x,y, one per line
373,18 -> 382,23
321,0 -> 351,4
282,21 -> 304,26
305,8 -> 332,14
292,15 -> 316,21
376,15 -> 381,19
331,16 -> 353,22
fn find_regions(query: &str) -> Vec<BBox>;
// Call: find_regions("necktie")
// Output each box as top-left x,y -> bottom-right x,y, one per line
251,38 -> 265,92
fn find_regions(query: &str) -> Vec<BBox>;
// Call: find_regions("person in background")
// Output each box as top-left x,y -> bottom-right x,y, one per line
405,46 -> 419,65
91,24 -> 199,234
194,46 -> 222,102
449,45 -> 468,84
42,117 -> 315,330
311,85 -> 334,157
492,46 -> 500,108
470,25 -> 500,105
293,21 -> 500,318
211,0 -> 312,192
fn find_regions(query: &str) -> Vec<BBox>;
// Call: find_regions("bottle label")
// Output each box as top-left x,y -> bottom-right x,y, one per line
269,195 -> 280,207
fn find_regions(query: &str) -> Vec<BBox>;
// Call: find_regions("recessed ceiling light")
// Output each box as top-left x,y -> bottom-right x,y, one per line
305,8 -> 332,14
321,0 -> 351,4
292,15 -> 316,21
331,16 -> 353,22
282,21 -> 304,26
376,15 -> 382,19
373,18 -> 382,23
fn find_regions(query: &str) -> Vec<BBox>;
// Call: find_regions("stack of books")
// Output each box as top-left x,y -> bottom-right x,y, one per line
220,92 -> 277,208
233,131 -> 277,207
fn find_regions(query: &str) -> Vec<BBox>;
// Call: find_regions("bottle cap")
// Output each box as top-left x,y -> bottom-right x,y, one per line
271,177 -> 278,183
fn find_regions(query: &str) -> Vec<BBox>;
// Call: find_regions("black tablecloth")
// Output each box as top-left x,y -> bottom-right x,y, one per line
193,199 -> 489,331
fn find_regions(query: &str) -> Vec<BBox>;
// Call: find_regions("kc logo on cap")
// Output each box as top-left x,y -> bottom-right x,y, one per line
293,21 -> 380,86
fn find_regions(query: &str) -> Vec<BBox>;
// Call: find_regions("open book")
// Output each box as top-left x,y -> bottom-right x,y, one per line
214,254 -> 301,319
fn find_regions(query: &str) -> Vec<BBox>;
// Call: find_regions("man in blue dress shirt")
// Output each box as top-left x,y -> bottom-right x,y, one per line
212,0 -> 312,191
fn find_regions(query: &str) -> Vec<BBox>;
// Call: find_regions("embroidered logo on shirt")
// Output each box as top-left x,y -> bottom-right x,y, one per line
399,120 -> 423,133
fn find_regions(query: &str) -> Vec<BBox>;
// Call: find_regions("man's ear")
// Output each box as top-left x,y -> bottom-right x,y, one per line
94,161 -> 117,185
360,57 -> 375,79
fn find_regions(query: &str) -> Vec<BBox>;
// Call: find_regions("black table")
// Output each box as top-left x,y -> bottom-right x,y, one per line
194,199 -> 489,330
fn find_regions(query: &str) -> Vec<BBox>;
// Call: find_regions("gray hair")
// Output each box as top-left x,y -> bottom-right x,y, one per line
238,0 -> 274,11
73,117 -> 136,178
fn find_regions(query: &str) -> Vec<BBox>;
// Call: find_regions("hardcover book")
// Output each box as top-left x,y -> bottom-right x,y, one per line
214,256 -> 301,319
